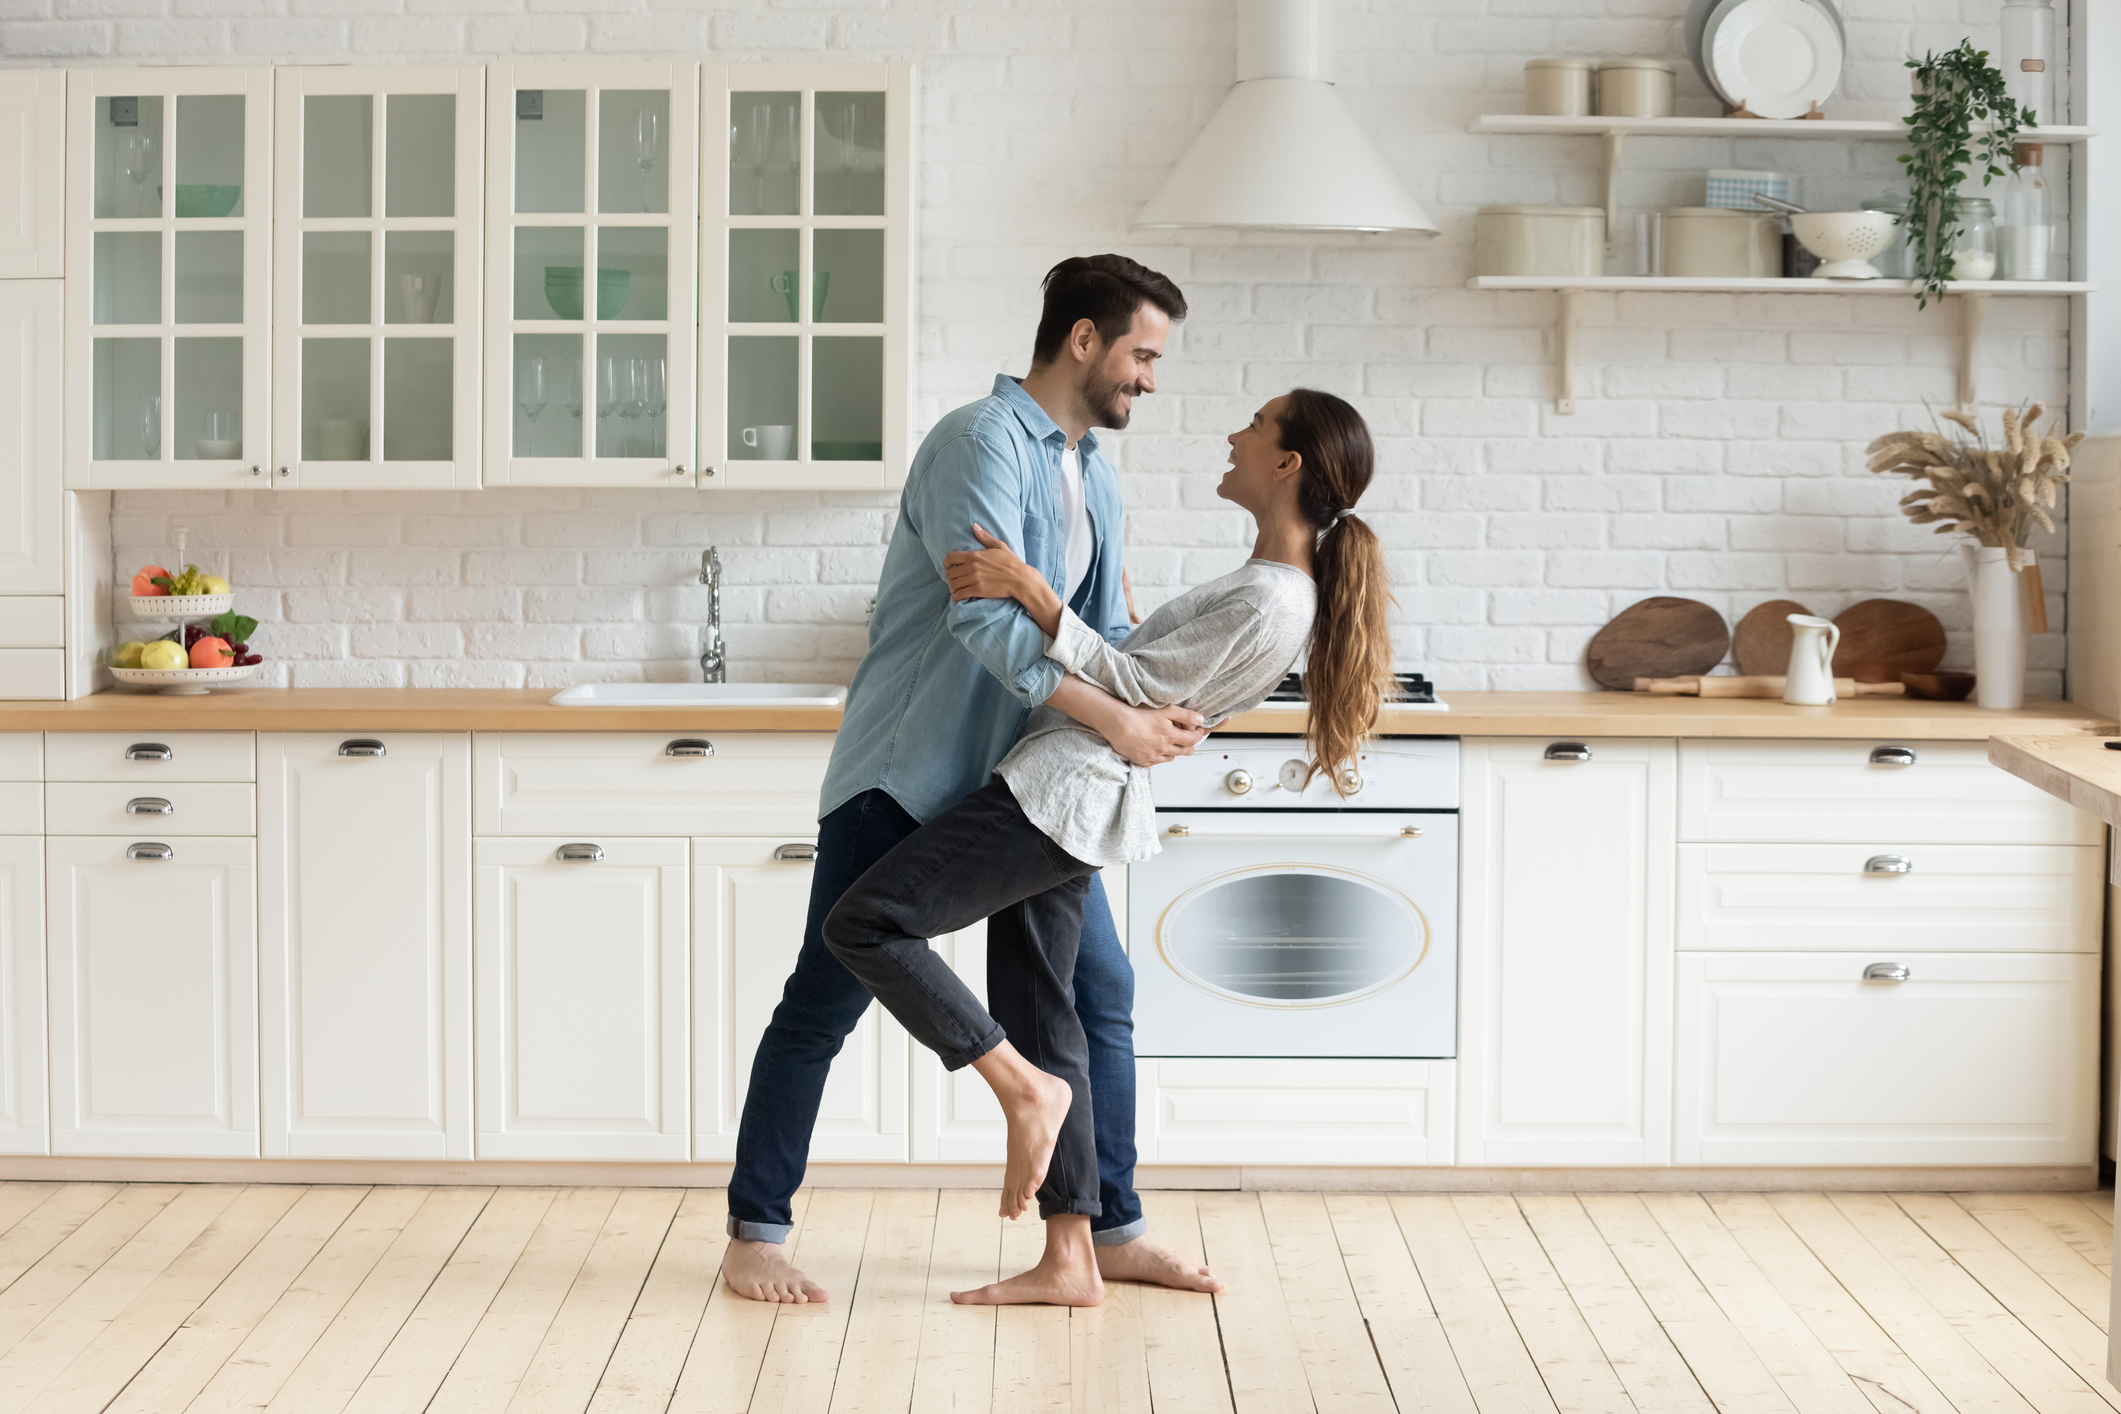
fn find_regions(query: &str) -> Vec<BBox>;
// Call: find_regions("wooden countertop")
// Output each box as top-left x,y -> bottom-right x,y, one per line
0,688 -> 2109,738
1990,733 -> 2121,829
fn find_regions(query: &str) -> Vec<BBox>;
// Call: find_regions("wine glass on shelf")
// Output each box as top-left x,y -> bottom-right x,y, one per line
646,355 -> 668,457
830,100 -> 861,210
563,359 -> 583,454
597,355 -> 621,456
141,396 -> 161,459
635,108 -> 661,214
743,102 -> 774,214
121,132 -> 154,217
516,355 -> 548,456
617,357 -> 648,457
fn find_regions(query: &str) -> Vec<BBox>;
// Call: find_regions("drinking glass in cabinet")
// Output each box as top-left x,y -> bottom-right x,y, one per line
516,89 -> 587,215
93,340 -> 160,459
517,355 -> 549,454
302,339 -> 369,460
303,231 -> 371,326
97,96 -> 163,219
598,91 -> 669,214
94,232 -> 160,325
515,227 -> 586,320
812,337 -> 883,461
596,227 -> 665,320
174,232 -> 242,324
385,94 -> 455,218
729,336 -> 797,460
514,334 -> 579,456
304,95 -> 372,218
174,95 -> 245,218
815,93 -> 884,217
730,93 -> 799,217
812,229 -> 883,323
385,231 -> 452,324
384,339 -> 451,461
175,337 -> 242,460
597,334 -> 666,458
729,229 -> 799,323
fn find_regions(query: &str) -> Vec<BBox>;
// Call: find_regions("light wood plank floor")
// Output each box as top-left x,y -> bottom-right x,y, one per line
0,1183 -> 2111,1413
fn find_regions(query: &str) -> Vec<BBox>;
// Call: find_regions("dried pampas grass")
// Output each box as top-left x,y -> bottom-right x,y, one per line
1865,403 -> 2082,571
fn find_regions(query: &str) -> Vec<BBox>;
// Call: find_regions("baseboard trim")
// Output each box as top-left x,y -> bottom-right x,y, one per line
0,1156 -> 2096,1192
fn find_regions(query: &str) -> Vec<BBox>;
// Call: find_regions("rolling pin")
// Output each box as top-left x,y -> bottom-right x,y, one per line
1633,675 -> 1906,698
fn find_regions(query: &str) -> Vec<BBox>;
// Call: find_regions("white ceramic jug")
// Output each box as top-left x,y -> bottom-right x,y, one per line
1783,614 -> 1840,705
1957,542 -> 2029,710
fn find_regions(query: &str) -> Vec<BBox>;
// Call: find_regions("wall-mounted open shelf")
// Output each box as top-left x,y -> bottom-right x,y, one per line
1468,115 -> 2096,142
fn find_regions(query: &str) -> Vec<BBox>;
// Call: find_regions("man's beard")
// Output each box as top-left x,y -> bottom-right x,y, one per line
1082,368 -> 1140,430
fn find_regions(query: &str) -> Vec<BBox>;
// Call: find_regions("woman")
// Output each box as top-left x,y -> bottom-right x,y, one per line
822,388 -> 1390,1306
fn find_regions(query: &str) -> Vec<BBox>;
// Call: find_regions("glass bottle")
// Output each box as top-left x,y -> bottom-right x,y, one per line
2000,143 -> 2052,281
2000,0 -> 2056,127
1860,196 -> 1910,279
1946,198 -> 1997,282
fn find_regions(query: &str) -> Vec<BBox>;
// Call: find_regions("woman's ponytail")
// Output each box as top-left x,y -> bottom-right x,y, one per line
1274,390 -> 1393,794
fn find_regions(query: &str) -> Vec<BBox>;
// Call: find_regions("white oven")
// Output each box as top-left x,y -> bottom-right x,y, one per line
1127,736 -> 1458,1058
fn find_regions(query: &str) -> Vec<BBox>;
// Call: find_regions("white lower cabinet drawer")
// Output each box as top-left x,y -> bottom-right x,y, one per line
45,731 -> 256,783
475,733 -> 832,836
0,782 -> 37,831
1675,952 -> 2097,1165
0,733 -> 39,780
46,781 -> 256,836
1135,1058 -> 1454,1165
1678,843 -> 2101,952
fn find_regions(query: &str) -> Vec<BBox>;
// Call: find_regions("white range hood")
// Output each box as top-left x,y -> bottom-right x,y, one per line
1136,0 -> 1436,235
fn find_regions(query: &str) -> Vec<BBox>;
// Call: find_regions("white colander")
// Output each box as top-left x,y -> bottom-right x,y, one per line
1792,210 -> 1903,280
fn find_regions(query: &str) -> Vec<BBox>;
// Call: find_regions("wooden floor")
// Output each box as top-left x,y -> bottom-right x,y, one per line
0,1183 -> 2112,1414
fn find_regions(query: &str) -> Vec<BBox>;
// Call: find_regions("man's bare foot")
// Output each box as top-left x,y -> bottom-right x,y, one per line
721,1237 -> 827,1303
1096,1235 -> 1224,1293
953,1215 -> 1104,1306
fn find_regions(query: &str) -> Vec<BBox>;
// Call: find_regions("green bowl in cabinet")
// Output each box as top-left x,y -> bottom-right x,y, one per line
174,184 -> 241,218
544,267 -> 631,320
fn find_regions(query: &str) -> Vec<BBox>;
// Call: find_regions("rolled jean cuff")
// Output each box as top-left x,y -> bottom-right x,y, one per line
1040,1197 -> 1104,1221
938,1022 -> 1008,1073
1091,1217 -> 1147,1247
726,1215 -> 792,1244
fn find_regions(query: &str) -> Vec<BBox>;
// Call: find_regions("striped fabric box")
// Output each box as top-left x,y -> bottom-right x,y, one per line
1705,169 -> 1790,210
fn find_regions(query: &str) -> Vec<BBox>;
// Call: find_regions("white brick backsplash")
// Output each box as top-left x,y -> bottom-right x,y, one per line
78,0 -> 2070,694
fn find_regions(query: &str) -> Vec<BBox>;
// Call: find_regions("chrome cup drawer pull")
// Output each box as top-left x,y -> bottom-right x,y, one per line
126,842 -> 173,860
774,843 -> 819,862
1863,962 -> 1911,982
125,797 -> 173,816
1869,746 -> 1917,767
1864,854 -> 1913,876
339,739 -> 387,757
1544,742 -> 1592,762
124,743 -> 173,762
665,739 -> 715,758
555,843 -> 605,862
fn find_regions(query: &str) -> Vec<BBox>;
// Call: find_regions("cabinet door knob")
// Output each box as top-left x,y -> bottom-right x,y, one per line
1869,745 -> 1917,766
124,742 -> 172,762
338,739 -> 387,757
1864,854 -> 1913,875
774,843 -> 818,862
250,465 -> 262,477
556,843 -> 605,862
1544,742 -> 1592,761
1863,962 -> 1911,982
665,739 -> 715,758
703,466 -> 716,478
125,797 -> 173,815
277,466 -> 290,478
674,464 -> 688,476
126,842 -> 173,860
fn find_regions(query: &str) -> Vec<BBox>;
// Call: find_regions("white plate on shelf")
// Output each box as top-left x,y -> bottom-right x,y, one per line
129,592 -> 233,620
111,663 -> 258,696
1706,0 -> 1843,120
1691,0 -> 1842,105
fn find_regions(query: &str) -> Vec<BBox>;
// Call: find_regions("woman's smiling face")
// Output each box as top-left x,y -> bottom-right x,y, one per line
1219,394 -> 1297,509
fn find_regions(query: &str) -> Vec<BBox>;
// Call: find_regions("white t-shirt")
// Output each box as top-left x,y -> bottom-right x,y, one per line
1058,445 -> 1094,605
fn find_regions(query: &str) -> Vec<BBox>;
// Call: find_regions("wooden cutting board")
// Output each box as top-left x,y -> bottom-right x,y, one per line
1585,597 -> 1729,690
1731,599 -> 1812,676
1832,599 -> 1947,682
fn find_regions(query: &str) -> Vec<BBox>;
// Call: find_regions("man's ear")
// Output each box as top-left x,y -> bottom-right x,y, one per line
1068,317 -> 1100,364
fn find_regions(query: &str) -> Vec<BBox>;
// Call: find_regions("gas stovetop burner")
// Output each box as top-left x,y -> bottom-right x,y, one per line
1264,671 -> 1435,705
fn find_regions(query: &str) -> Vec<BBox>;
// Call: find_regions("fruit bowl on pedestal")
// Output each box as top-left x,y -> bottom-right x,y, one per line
110,663 -> 258,696
129,593 -> 234,620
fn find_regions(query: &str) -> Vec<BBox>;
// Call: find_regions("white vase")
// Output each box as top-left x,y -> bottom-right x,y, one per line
1957,542 -> 2030,710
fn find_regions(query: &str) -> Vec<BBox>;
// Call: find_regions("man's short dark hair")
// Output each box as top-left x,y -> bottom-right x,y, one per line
1031,255 -> 1188,366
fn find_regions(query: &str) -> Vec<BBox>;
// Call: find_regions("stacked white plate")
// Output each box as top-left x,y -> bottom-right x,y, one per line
1687,0 -> 1844,120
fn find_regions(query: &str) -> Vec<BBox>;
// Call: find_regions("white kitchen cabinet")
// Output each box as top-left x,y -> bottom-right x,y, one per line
474,835 -> 689,1159
46,835 -> 258,1157
0,281 -> 63,601
0,835 -> 47,1153
1458,738 -> 1675,1165
474,730 -> 831,836
0,70 -> 64,279
1675,951 -> 2098,1165
271,66 -> 485,490
701,63 -> 913,490
692,836 -> 906,1162
483,60 -> 699,487
65,68 -> 275,489
260,733 -> 471,1158
1136,1059 -> 1455,1165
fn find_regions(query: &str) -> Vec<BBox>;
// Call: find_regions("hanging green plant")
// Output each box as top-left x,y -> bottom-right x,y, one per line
1901,42 -> 2030,306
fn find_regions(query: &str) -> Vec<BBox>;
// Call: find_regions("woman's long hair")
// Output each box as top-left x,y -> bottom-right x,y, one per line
1275,389 -> 1392,794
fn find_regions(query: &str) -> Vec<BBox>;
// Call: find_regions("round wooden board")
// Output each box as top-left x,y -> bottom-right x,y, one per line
1832,599 -> 1947,682
1731,599 -> 1812,676
1584,596 -> 1730,690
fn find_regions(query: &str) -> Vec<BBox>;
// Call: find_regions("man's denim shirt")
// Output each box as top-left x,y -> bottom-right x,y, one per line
819,376 -> 1133,825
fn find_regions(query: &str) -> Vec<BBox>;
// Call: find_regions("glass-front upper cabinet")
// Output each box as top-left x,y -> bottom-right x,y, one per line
271,67 -> 484,489
484,62 -> 698,487
701,64 -> 912,490
65,68 -> 273,489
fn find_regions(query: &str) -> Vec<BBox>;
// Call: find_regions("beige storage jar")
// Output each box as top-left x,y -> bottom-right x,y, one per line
1656,207 -> 1781,277
1476,205 -> 1606,278
1597,58 -> 1674,118
1524,58 -> 1595,117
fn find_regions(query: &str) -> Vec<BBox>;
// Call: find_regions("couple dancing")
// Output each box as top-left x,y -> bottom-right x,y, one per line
721,254 -> 1389,1307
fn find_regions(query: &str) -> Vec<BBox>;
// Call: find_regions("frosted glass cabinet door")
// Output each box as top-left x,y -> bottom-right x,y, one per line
272,67 -> 484,489
484,62 -> 698,488
0,71 -> 64,278
700,64 -> 913,491
65,68 -> 272,490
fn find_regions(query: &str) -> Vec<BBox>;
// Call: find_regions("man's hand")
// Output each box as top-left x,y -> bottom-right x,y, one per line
1103,702 -> 1207,767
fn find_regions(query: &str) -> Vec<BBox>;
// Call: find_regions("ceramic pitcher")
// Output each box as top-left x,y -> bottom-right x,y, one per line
1958,542 -> 2030,710
1783,614 -> 1840,705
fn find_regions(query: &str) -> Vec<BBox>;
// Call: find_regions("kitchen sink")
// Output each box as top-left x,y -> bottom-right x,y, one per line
548,682 -> 849,707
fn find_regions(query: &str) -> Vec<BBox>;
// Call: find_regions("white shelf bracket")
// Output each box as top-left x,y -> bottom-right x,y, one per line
1555,287 -> 1582,415
1957,290 -> 1990,410
1602,131 -> 1625,260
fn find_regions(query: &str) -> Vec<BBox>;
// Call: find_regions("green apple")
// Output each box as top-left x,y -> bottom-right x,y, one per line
140,640 -> 188,671
113,641 -> 147,669
200,574 -> 231,596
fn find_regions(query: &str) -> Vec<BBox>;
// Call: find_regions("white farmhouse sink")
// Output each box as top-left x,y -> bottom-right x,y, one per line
548,682 -> 848,707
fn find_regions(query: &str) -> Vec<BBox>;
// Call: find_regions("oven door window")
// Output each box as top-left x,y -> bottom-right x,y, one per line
1158,865 -> 1428,1008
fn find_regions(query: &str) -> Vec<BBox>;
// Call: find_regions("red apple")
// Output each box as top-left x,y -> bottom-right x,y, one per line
189,636 -> 233,669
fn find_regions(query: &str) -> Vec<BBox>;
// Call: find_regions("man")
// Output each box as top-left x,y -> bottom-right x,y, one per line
721,255 -> 1223,1303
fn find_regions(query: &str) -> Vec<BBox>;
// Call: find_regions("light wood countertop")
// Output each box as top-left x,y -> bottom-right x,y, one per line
1990,733 -> 2121,829
0,688 -> 2109,738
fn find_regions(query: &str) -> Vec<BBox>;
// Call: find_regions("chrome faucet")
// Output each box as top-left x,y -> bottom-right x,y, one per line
699,547 -> 726,683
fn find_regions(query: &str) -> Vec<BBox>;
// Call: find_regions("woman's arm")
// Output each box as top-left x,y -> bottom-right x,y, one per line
944,524 -> 1063,638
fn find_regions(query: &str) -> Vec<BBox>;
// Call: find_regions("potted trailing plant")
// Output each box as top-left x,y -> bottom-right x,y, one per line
1901,41 -> 2031,304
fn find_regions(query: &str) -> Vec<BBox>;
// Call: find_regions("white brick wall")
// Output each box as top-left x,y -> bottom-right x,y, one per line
64,0 -> 2075,693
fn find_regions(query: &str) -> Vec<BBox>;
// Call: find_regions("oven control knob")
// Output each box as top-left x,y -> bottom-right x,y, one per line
1278,759 -> 1310,792
1224,769 -> 1254,796
1338,766 -> 1364,794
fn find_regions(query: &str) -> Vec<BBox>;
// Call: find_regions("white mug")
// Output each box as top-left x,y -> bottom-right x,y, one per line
1783,614 -> 1840,705
399,273 -> 440,324
741,424 -> 794,460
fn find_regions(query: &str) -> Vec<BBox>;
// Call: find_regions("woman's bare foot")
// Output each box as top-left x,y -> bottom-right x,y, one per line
971,1043 -> 1074,1220
721,1238 -> 828,1303
1096,1235 -> 1225,1292
953,1215 -> 1104,1306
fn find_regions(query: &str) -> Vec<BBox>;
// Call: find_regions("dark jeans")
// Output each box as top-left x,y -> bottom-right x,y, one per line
725,787 -> 1146,1243
824,779 -> 1098,1220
